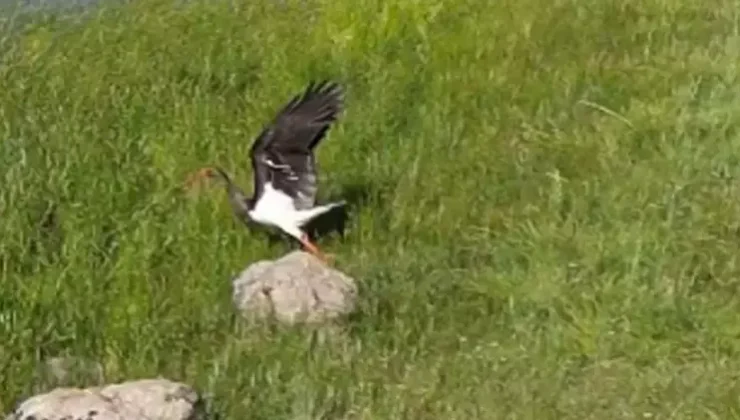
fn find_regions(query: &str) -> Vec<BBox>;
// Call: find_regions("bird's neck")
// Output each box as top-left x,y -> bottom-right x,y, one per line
211,167 -> 233,184
211,167 -> 255,212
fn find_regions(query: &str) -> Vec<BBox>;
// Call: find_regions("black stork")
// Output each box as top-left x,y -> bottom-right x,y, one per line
186,80 -> 347,263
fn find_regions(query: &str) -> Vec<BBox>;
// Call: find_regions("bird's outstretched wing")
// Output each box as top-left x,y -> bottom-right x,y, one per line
249,80 -> 344,210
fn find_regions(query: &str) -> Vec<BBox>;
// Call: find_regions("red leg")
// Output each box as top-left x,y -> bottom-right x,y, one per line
298,234 -> 333,264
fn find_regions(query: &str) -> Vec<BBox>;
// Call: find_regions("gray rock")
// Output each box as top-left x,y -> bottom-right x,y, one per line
7,378 -> 201,420
232,251 -> 358,325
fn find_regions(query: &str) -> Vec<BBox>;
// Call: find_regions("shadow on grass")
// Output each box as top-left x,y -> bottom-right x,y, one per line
304,181 -> 376,241
3,198 -> 65,275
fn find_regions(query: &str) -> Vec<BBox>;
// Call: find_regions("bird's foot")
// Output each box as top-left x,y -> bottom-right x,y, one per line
299,235 -> 335,265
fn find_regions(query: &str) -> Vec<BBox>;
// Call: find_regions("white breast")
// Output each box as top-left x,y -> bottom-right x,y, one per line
248,183 -> 299,228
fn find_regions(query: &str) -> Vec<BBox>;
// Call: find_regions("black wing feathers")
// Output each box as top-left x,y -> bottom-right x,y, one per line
249,81 -> 344,210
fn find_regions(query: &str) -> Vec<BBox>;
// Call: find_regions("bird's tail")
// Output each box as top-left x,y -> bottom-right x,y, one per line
296,200 -> 346,226
327,200 -> 347,209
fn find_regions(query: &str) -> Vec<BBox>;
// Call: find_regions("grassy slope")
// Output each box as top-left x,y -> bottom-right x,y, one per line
2,0 -> 740,417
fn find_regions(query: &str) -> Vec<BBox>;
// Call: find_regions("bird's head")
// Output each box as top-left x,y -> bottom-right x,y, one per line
185,166 -> 229,189
185,166 -> 253,222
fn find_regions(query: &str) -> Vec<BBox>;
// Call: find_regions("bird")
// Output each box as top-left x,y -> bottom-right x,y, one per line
185,80 -> 347,263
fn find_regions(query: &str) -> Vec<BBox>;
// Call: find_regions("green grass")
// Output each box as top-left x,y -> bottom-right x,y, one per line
2,0 -> 740,417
